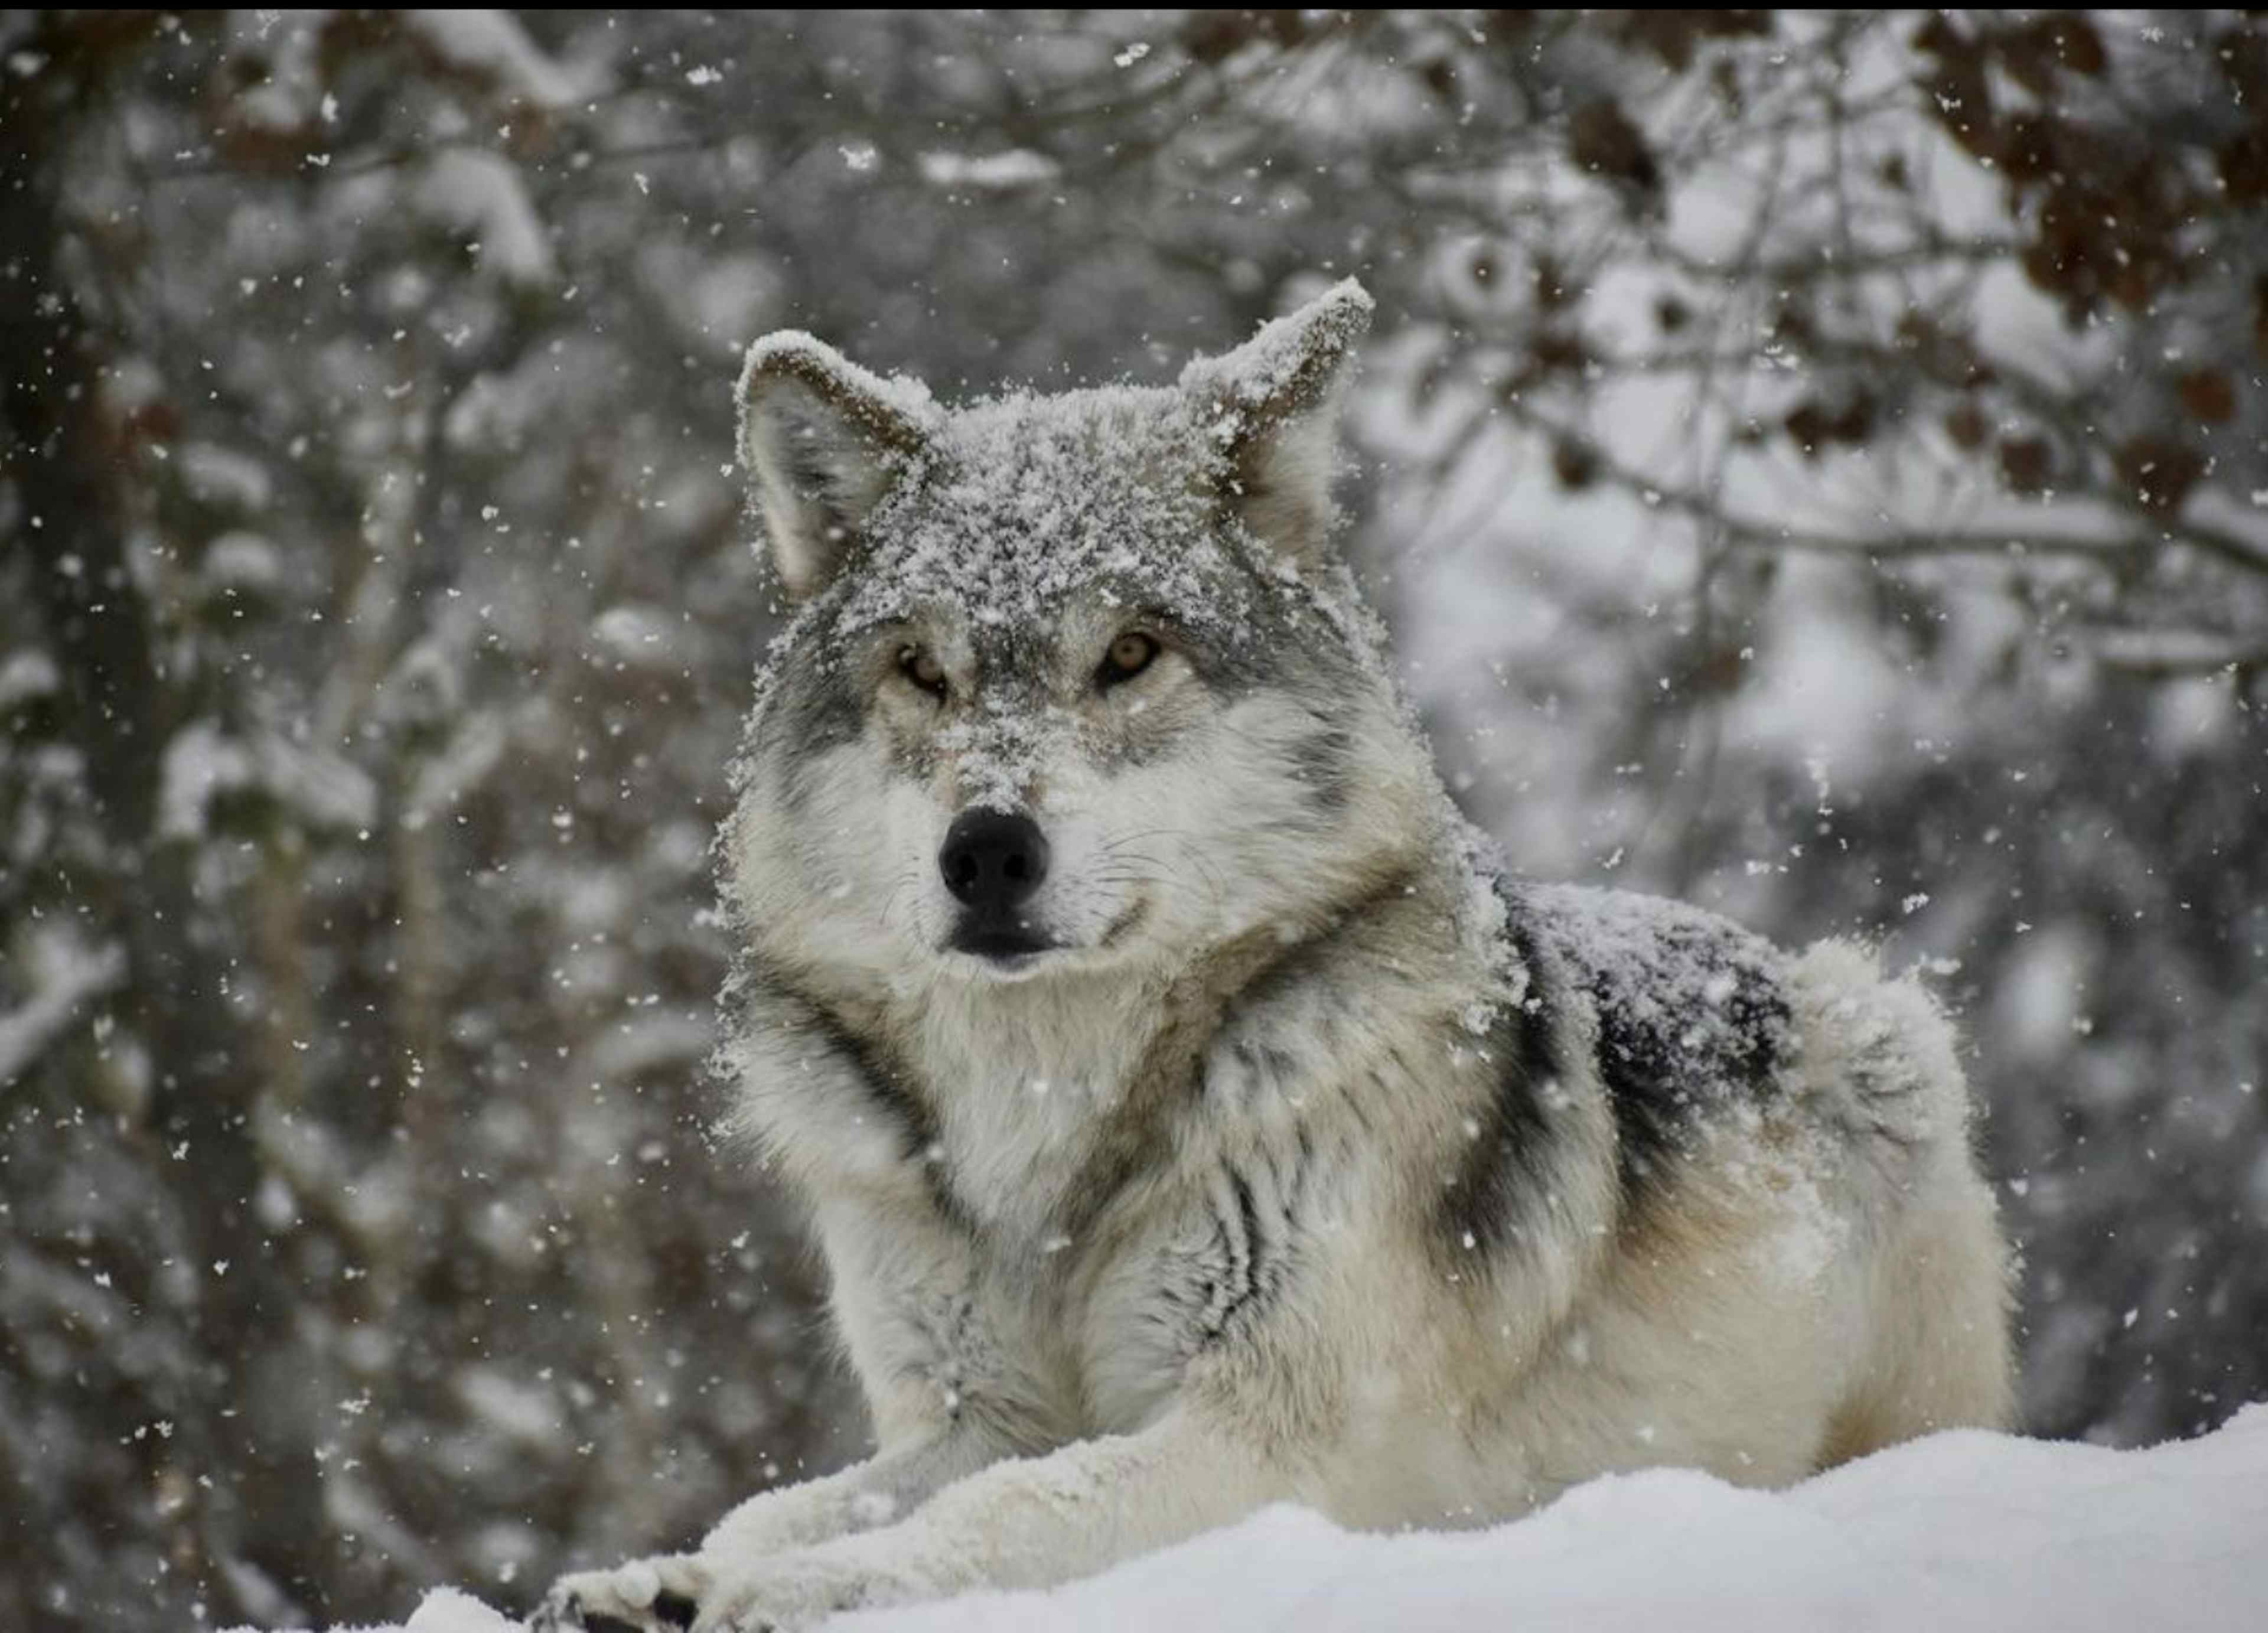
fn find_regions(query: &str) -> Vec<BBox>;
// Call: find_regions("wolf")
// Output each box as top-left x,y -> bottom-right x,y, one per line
536,282 -> 2013,1633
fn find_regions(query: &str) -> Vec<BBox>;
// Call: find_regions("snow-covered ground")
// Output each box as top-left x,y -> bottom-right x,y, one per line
347,1407 -> 2268,1633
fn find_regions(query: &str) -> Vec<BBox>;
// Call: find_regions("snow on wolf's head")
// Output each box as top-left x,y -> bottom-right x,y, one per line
722,283 -> 1438,997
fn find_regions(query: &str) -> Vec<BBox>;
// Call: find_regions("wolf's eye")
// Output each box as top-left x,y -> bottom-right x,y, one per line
1097,631 -> 1159,689
898,644 -> 948,700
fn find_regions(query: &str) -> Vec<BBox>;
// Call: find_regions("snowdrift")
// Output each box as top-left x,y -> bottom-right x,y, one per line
333,1407 -> 2268,1633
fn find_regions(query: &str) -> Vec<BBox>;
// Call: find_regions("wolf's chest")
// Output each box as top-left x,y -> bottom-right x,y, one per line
953,1189 -> 1249,1438
857,967 -> 1403,1438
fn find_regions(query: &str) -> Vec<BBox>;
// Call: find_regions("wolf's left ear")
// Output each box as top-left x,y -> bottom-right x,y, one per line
1179,279 -> 1374,563
738,333 -> 938,599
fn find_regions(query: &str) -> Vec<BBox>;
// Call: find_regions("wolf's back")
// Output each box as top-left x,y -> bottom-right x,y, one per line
1511,881 -> 1797,1194
1508,879 -> 2014,1448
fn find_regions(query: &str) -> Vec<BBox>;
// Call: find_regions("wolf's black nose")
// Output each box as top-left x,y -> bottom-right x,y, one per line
939,809 -> 1049,914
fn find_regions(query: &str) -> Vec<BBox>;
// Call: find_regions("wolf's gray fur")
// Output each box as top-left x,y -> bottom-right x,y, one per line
537,283 -> 2013,1633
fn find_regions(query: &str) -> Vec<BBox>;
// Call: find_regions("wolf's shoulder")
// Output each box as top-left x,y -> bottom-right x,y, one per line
1508,881 -> 1793,1026
1500,879 -> 1797,1190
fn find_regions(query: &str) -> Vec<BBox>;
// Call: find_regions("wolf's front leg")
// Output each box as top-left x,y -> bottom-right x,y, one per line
700,1428 -> 1008,1559
532,1430 -> 1008,1632
690,1408 -> 1291,1632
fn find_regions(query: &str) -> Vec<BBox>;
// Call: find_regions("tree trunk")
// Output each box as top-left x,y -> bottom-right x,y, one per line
1,14 -> 331,1621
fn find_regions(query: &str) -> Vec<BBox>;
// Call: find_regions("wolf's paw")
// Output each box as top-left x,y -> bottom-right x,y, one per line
689,1551 -> 910,1633
530,1554 -> 709,1633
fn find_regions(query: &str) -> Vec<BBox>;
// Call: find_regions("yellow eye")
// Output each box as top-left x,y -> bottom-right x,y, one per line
898,644 -> 947,698
1099,631 -> 1159,689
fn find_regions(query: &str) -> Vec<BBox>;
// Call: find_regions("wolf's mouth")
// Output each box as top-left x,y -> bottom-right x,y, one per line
949,920 -> 1057,964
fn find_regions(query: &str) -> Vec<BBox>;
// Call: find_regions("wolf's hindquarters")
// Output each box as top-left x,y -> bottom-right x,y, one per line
1824,1165 -> 2016,1466
1792,943 -> 2018,1466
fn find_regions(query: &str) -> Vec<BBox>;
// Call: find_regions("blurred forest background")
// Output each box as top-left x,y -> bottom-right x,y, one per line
4,9 -> 2264,1628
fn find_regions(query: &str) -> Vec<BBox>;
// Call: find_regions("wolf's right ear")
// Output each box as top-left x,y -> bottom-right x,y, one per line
1179,279 -> 1374,564
738,334 -> 937,599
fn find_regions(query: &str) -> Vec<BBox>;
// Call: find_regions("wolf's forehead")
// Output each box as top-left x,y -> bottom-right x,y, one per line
835,386 -> 1253,636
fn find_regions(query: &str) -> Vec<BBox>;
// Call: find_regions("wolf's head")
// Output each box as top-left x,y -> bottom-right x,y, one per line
722,283 -> 1442,999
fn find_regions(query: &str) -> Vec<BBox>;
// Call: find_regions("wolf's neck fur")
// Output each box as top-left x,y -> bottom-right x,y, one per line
874,838 -> 1479,1246
889,970 -> 1182,1239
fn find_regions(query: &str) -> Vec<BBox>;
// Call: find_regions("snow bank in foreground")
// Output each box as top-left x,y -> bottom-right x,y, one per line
349,1407 -> 2268,1633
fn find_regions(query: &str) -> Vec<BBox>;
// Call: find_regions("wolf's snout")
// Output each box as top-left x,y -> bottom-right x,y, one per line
939,809 -> 1050,915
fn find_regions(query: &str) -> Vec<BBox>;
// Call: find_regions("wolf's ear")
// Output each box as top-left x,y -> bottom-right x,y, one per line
738,333 -> 937,599
1179,279 -> 1374,563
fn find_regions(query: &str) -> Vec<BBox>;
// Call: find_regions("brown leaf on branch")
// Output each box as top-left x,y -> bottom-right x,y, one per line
1999,435 -> 2054,494
2114,437 -> 2205,514
1569,97 -> 1659,200
2179,370 -> 2238,425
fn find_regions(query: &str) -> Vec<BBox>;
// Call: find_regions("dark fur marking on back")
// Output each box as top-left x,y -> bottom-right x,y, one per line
1433,904 -> 1565,1262
1521,882 -> 1795,1202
